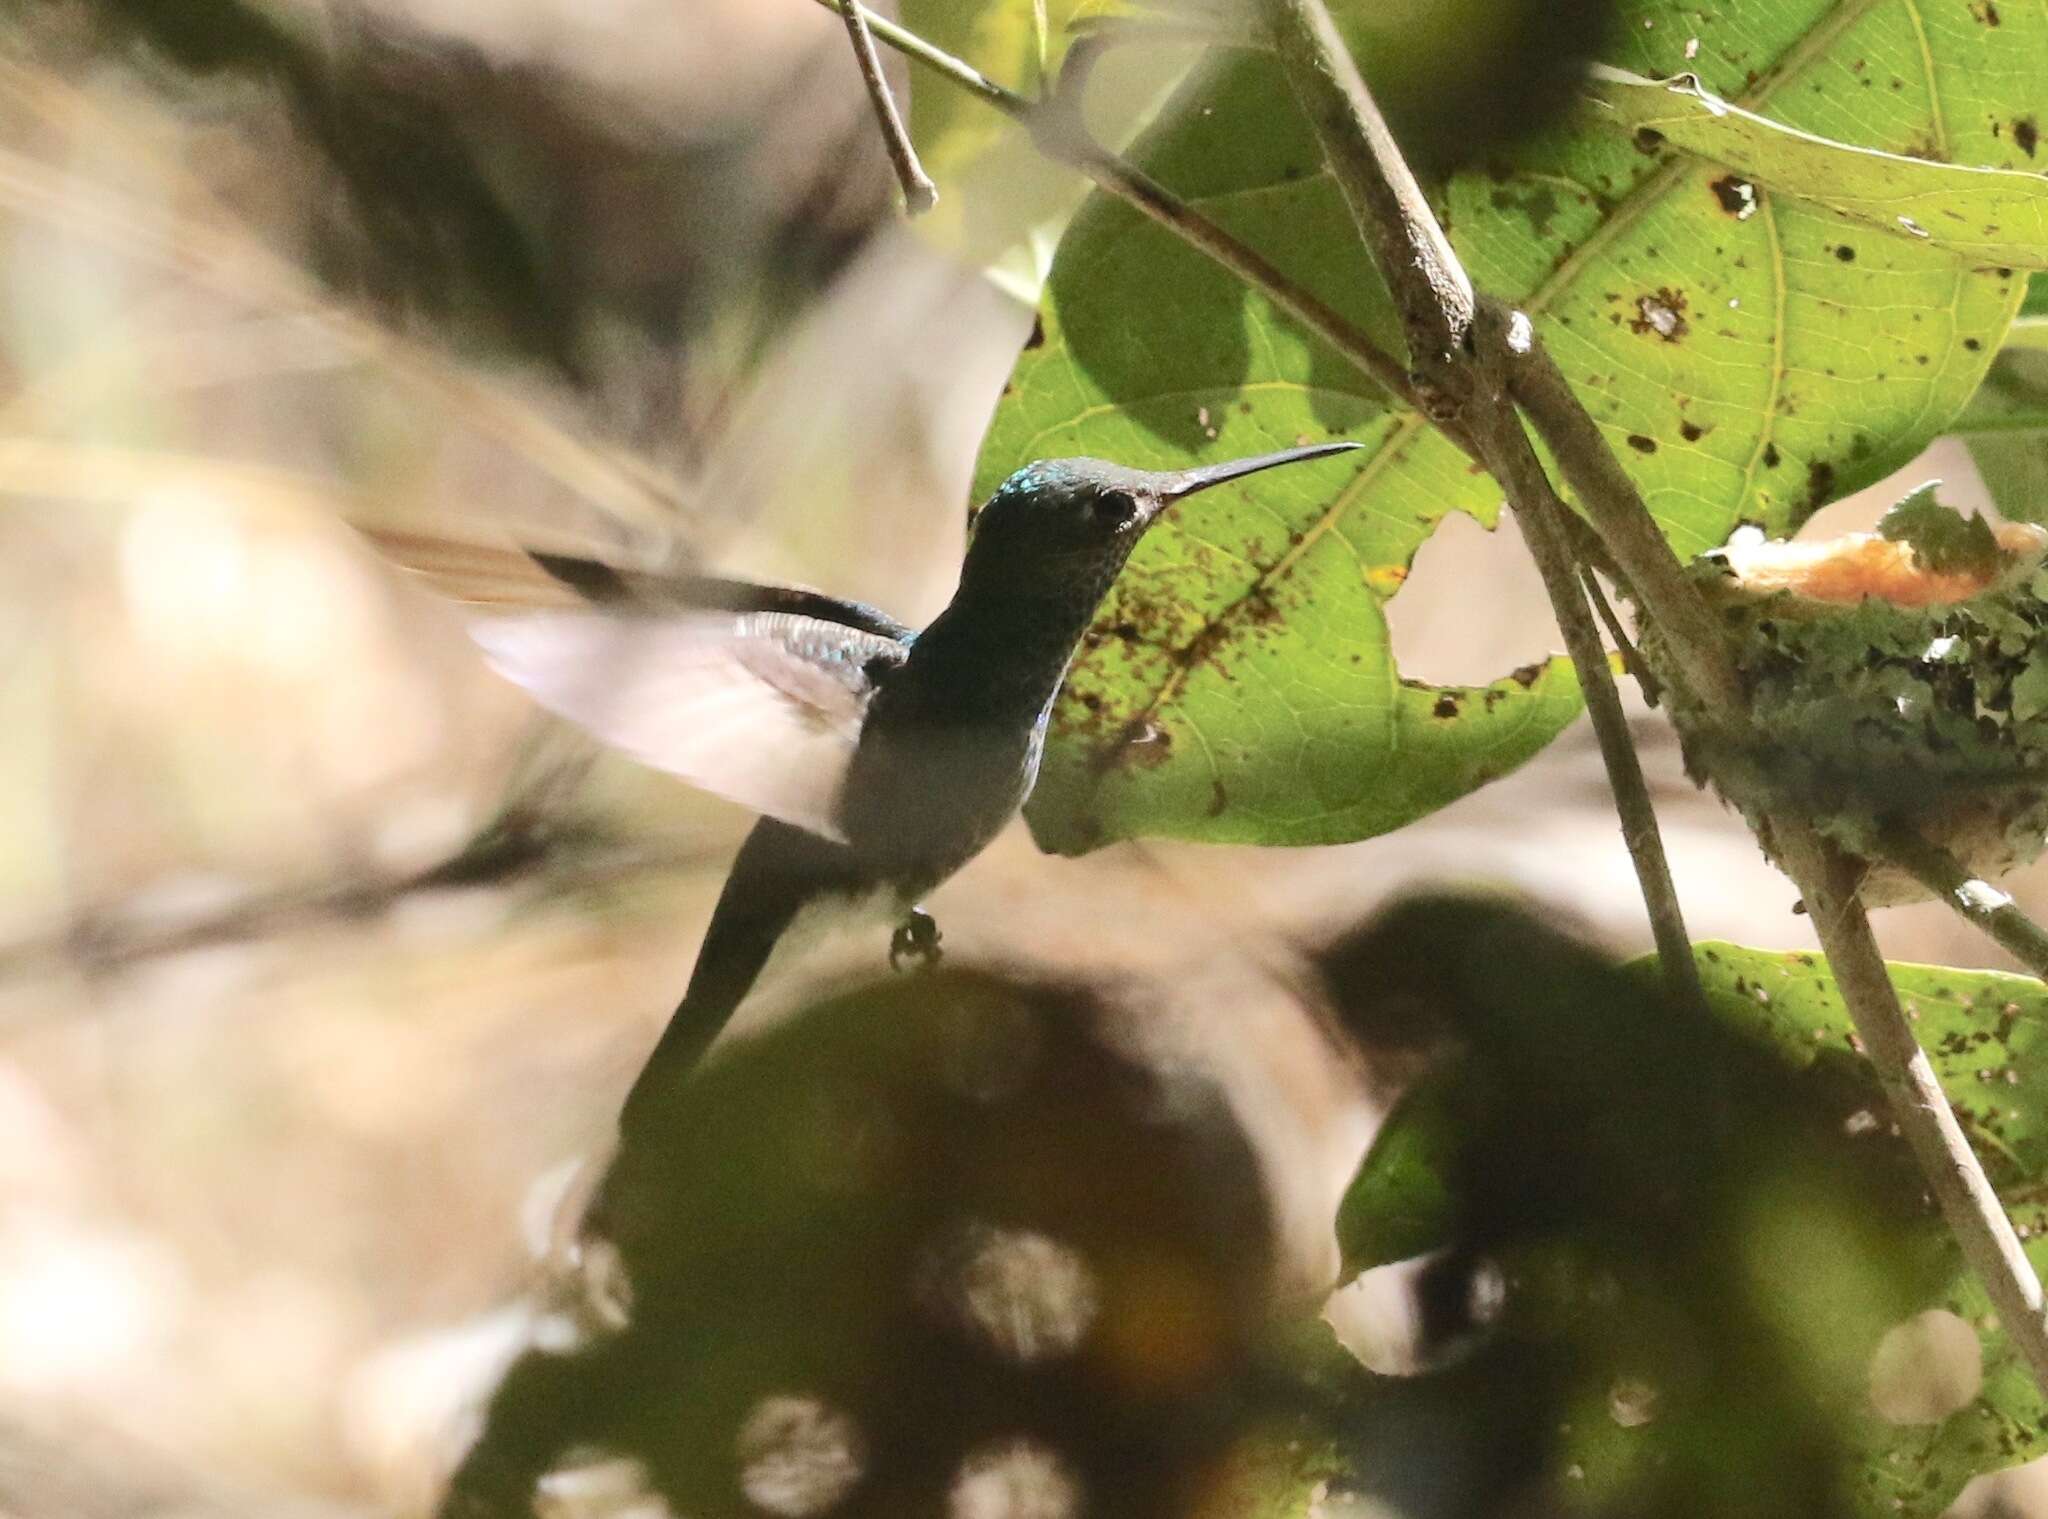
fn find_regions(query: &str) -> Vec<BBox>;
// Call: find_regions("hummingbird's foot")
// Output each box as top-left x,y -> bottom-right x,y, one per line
889,908 -> 943,973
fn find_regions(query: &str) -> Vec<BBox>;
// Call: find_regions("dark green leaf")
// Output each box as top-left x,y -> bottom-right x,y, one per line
1689,943 -> 2048,1233
1334,1066 -> 1462,1282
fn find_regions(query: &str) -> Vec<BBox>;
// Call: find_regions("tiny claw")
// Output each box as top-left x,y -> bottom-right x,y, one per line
890,908 -> 943,973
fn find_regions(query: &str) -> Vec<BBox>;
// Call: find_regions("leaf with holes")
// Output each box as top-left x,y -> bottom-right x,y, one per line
1684,942 -> 2048,1510
984,0 -> 2036,853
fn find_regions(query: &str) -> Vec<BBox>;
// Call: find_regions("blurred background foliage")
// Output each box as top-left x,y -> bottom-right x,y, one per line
0,0 -> 2045,1516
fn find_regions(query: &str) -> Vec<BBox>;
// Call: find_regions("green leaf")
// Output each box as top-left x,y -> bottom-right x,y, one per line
1454,0 -> 2032,546
982,0 -> 2032,854
1876,482 -> 2003,576
1334,1066 -> 1463,1282
1687,942 -> 2048,1511
1586,66 -> 2048,268
1844,1237 -> 2048,1518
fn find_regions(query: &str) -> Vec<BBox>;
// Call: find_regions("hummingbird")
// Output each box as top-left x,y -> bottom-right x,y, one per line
388,441 -> 1360,1134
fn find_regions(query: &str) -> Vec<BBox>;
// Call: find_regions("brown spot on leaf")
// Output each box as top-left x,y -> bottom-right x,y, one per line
1763,443 -> 1782,469
1633,126 -> 1666,154
1965,337 -> 1984,352
1629,287 -> 1690,341
1680,420 -> 1707,442
1806,459 -> 1837,510
1023,315 -> 1046,350
2017,117 -> 2040,157
1432,692 -> 1461,719
1114,719 -> 1173,769
1489,183 -> 1564,238
1511,663 -> 1543,688
1834,244 -> 1856,262
1626,434 -> 1658,454
1709,174 -> 1757,218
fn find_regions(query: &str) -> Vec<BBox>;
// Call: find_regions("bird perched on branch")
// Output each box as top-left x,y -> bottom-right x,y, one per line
366,442 -> 1359,1133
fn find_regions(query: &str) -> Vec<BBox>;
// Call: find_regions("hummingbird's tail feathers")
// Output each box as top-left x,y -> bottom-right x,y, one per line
618,818 -> 854,1136
468,610 -> 909,843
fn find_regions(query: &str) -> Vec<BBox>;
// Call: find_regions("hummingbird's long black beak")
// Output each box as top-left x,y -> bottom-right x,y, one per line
1152,441 -> 1363,513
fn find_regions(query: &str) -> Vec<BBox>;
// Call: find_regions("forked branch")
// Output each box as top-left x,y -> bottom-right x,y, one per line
837,0 -> 937,213
1256,0 -> 1702,1016
805,0 -> 1418,409
1251,0 -> 2048,1396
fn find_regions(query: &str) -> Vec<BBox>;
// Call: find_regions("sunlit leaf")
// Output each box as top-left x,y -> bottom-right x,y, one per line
986,0 -> 2033,853
1586,66 -> 2048,268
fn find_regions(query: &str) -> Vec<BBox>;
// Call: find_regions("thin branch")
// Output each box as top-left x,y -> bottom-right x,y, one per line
838,0 -> 938,214
1465,393 -> 1705,1015
1873,822 -> 2048,983
1580,565 -> 1662,705
1772,821 -> 2048,1386
804,0 -> 1417,410
809,0 -> 1023,112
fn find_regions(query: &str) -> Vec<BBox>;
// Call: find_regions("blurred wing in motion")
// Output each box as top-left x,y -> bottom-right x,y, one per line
359,525 -> 916,639
469,607 -> 908,844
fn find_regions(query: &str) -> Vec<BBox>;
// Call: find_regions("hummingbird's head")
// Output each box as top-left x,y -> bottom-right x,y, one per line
966,442 -> 1363,572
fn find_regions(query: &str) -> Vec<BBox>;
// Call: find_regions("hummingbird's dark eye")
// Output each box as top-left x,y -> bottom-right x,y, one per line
1091,490 -> 1139,528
